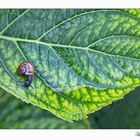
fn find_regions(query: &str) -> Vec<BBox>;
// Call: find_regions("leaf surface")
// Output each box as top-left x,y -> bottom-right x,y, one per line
0,89 -> 87,128
0,9 -> 140,121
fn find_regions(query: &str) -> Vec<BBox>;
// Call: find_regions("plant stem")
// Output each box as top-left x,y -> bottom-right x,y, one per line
82,118 -> 92,129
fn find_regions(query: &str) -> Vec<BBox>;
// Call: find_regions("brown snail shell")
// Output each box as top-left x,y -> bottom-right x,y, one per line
18,62 -> 34,87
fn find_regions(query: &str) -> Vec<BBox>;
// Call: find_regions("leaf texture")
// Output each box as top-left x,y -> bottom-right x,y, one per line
0,9 -> 140,121
0,89 -> 87,128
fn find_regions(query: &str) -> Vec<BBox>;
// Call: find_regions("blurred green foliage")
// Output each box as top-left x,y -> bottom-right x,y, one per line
0,87 -> 140,128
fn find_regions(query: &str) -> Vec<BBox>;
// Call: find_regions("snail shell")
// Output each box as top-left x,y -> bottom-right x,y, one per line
19,62 -> 34,76
18,62 -> 34,87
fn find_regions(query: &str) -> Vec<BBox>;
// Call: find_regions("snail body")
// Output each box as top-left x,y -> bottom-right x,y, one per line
18,62 -> 34,87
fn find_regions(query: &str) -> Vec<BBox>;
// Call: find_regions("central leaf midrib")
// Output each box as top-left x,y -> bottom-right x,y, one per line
0,34 -> 136,107
1,34 -> 140,91
0,35 -> 140,61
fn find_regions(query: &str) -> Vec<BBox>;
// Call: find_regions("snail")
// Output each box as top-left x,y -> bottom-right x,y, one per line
18,62 -> 34,88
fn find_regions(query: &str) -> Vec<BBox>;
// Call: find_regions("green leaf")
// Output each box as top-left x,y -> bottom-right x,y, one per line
0,9 -> 140,121
0,90 -> 87,128
89,87 -> 140,128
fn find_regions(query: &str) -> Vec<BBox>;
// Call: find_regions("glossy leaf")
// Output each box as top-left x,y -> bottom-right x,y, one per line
0,9 -> 140,121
